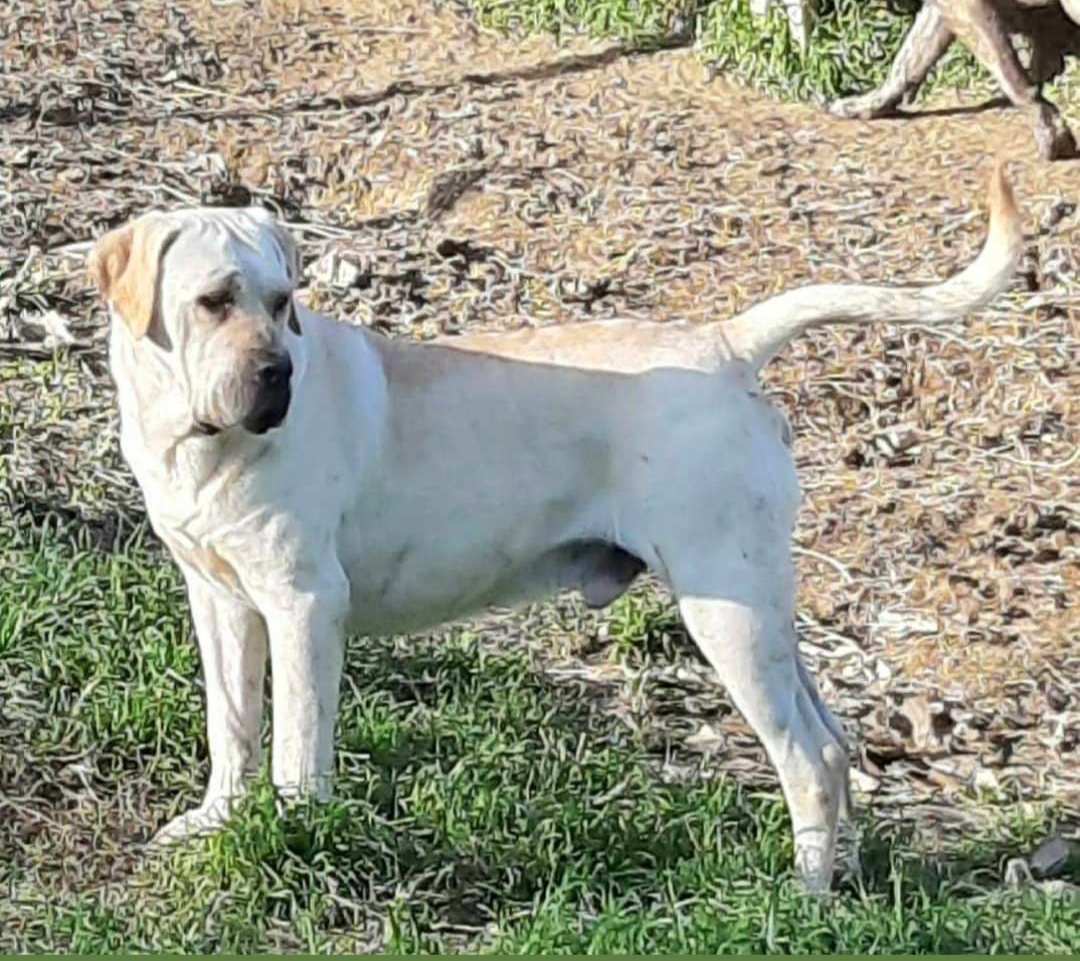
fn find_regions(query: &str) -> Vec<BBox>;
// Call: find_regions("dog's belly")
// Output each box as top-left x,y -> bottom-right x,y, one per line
340,536 -> 642,636
341,541 -> 532,636
336,468 -> 642,636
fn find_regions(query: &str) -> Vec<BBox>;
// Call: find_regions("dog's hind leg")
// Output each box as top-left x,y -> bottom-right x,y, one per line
939,0 -> 1077,158
830,4 -> 953,119
1023,2 -> 1079,85
669,541 -> 849,894
795,653 -> 859,878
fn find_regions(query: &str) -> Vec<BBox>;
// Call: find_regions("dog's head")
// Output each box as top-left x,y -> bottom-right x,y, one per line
89,207 -> 302,436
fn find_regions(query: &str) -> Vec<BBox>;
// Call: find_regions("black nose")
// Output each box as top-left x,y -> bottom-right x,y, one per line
258,354 -> 292,390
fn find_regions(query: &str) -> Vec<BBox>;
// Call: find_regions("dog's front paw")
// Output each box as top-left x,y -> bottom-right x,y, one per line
794,828 -> 835,896
151,796 -> 235,846
273,773 -> 334,805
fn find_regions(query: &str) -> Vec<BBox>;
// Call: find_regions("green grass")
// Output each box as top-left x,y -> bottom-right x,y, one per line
699,0 -> 988,103
2,514 -> 1078,953
466,0 -> 996,102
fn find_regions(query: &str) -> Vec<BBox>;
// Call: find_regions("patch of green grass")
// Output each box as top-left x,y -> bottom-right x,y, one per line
603,580 -> 688,664
466,0 -> 995,102
698,0 -> 990,103
466,0 -> 688,43
0,515 -> 201,754
2,516 -> 1078,953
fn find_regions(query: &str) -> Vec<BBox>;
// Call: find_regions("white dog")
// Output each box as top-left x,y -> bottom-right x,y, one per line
88,166 -> 1020,892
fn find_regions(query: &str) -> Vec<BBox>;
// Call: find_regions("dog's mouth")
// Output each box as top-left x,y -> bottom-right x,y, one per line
240,351 -> 294,435
242,386 -> 291,435
192,388 -> 291,438
193,420 -> 222,437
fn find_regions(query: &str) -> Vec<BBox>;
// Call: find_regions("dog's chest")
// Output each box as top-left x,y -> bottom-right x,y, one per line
124,429 -> 298,595
159,527 -> 245,595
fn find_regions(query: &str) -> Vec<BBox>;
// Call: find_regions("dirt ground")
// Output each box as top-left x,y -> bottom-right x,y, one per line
1,0 -> 1077,845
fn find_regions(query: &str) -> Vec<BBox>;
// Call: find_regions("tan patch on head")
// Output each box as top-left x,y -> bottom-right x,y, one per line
87,215 -> 179,338
220,307 -> 275,357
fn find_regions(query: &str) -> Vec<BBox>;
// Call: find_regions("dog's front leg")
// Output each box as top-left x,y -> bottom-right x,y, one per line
154,577 -> 268,845
265,570 -> 349,801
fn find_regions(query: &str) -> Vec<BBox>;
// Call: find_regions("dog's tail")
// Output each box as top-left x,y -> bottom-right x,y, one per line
716,163 -> 1023,372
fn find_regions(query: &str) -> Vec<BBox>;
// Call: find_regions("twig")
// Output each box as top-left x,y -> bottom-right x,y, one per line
792,544 -> 854,583
0,340 -> 96,358
0,246 -> 42,316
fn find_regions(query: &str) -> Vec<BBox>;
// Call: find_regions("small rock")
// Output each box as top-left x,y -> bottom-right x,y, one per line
1039,198 -> 1076,232
849,767 -> 881,793
1046,685 -> 1070,712
685,722 -> 724,754
1031,836 -> 1072,879
40,309 -> 76,346
309,251 -> 365,289
58,166 -> 87,185
972,766 -> 1000,794
206,151 -> 229,180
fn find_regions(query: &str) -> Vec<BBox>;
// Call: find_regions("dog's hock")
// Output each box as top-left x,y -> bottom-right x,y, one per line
827,0 -> 1080,160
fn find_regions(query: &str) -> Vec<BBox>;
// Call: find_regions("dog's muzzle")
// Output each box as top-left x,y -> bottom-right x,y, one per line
243,351 -> 293,434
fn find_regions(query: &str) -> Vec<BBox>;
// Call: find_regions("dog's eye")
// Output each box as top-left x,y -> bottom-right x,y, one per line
198,290 -> 233,314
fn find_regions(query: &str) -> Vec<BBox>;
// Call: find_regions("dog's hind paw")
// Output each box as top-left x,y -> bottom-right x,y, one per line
151,796 -> 235,846
829,93 -> 898,121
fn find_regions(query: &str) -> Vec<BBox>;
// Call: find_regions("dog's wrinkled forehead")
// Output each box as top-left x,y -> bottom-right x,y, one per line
163,207 -> 297,292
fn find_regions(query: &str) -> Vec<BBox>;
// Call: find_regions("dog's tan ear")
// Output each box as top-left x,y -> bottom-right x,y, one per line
88,215 -> 179,339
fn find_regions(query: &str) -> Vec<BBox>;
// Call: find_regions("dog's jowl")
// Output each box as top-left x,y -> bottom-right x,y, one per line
89,166 -> 1021,893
